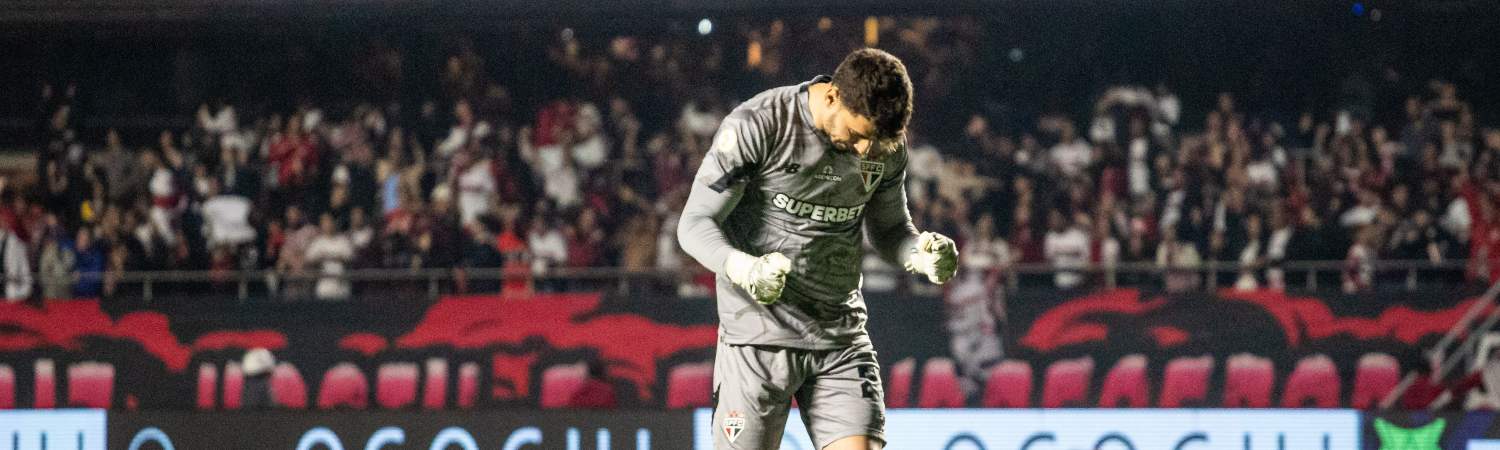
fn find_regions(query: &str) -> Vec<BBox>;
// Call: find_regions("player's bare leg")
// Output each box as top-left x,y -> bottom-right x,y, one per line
823,435 -> 883,450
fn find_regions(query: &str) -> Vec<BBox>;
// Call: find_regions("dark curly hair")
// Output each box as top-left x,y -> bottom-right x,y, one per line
831,48 -> 913,141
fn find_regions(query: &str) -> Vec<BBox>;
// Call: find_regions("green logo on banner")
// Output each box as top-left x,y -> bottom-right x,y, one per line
1373,418 -> 1445,450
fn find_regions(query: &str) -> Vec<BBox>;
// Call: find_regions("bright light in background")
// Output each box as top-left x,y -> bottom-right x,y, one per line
1009,48 -> 1025,62
698,19 -> 712,35
1351,2 -> 1366,16
864,16 -> 879,46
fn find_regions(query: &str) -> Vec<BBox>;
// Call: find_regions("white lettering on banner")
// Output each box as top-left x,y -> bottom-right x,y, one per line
0,410 -> 107,450
296,427 -> 346,450
501,427 -> 543,450
691,409 -> 1360,450
568,428 -> 613,450
128,427 -> 175,450
430,427 -> 480,450
365,427 -> 405,450
146,425 -> 649,450
1470,440 -> 1500,450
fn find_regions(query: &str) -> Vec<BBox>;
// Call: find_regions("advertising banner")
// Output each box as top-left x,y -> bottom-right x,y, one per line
693,408 -> 1362,450
109,410 -> 695,450
0,409 -> 106,450
0,287 -> 1478,409
1364,412 -> 1500,450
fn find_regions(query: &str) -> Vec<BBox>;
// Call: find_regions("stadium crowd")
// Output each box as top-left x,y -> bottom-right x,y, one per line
8,17 -> 1500,303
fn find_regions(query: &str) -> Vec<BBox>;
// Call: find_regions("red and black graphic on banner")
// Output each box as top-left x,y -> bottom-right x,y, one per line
0,286 -> 1487,409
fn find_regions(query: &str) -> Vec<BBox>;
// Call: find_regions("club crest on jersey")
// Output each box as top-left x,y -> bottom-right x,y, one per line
859,161 -> 885,191
724,411 -> 746,443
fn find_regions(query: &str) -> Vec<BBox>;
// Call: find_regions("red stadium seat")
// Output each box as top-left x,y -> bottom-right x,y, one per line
423,358 -> 448,410
1041,356 -> 1094,408
1098,354 -> 1150,407
539,363 -> 587,409
885,358 -> 915,408
34,359 -> 56,409
1350,353 -> 1400,410
67,362 -> 114,409
917,358 -> 964,408
982,360 -> 1032,407
270,363 -> 308,409
222,362 -> 244,410
1159,356 -> 1214,408
316,363 -> 369,410
457,362 -> 479,409
1222,354 -> 1274,407
196,363 -> 218,410
376,363 -> 419,410
0,364 -> 14,409
666,362 -> 713,409
1281,354 -> 1340,408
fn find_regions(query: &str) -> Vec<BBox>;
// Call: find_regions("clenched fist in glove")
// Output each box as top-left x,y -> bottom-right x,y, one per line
725,251 -> 792,304
904,231 -> 959,284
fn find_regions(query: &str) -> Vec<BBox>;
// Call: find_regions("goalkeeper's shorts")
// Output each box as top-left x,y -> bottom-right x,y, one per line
710,339 -> 886,449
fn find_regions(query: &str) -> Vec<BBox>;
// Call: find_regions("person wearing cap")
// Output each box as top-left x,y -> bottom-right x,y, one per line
241,348 -> 275,409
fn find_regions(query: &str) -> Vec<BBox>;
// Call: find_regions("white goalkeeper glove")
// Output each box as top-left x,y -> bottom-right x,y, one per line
904,231 -> 958,284
724,251 -> 792,304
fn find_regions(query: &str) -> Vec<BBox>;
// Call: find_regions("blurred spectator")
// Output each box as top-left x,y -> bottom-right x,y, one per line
528,213 -> 567,291
306,213 -> 355,301
200,177 -> 255,248
1043,210 -> 1090,290
241,348 -> 275,410
74,228 -> 104,297
275,206 -> 318,300
38,227 -> 74,300
1157,226 -> 1201,293
436,99 -> 491,159
0,224 -> 32,302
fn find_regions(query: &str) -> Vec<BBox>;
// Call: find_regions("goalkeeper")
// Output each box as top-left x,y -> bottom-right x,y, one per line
678,48 -> 958,450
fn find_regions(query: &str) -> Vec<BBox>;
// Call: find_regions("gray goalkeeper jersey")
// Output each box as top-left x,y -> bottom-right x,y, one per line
677,75 -> 920,349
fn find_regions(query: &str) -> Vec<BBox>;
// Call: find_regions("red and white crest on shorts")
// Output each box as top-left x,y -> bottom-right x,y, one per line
723,410 -> 747,443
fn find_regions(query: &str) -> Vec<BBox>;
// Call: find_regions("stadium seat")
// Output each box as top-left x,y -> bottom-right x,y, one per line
0,364 -> 14,409
1098,354 -> 1150,407
982,360 -> 1032,407
457,362 -> 479,409
1222,354 -> 1274,407
1350,353 -> 1400,410
66,362 -> 114,409
196,363 -> 218,410
1281,354 -> 1340,408
539,363 -> 587,409
666,362 -> 713,408
270,363 -> 308,409
316,363 -> 369,410
1041,356 -> 1094,408
885,358 -> 915,408
1159,356 -> 1214,408
376,363 -> 419,409
222,362 -> 243,410
917,358 -> 964,408
34,359 -> 56,409
422,358 -> 448,410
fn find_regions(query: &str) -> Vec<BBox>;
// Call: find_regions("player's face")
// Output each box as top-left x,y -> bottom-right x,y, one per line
827,104 -> 881,158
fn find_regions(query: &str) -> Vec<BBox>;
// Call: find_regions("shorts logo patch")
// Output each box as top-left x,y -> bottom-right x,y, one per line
723,410 -> 747,443
859,161 -> 885,192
